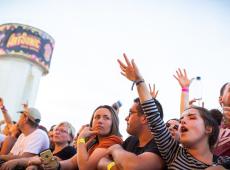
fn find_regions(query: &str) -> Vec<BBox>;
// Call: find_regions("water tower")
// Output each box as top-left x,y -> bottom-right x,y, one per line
0,23 -> 54,121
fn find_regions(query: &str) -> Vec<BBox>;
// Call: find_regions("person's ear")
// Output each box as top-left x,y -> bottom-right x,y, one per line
141,115 -> 147,124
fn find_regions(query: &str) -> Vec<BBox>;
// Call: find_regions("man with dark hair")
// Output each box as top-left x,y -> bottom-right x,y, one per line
0,107 -> 49,167
219,82 -> 229,106
98,97 -> 165,170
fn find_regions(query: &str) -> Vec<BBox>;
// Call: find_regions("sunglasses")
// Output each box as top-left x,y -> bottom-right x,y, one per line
166,123 -> 179,130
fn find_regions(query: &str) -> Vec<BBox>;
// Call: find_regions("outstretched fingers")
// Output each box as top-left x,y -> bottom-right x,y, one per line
149,83 -> 159,98
123,53 -> 132,67
117,59 -> 127,69
183,69 -> 187,78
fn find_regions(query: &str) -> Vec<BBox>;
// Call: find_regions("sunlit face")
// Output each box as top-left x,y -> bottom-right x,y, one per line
9,124 -> 20,137
221,83 -> 230,106
179,108 -> 209,148
53,124 -> 71,144
92,108 -> 112,136
17,113 -> 27,130
125,103 -> 142,136
166,119 -> 179,141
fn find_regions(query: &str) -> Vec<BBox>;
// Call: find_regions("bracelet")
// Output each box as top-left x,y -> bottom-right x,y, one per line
77,138 -> 86,144
131,79 -> 145,90
107,161 -> 115,170
182,87 -> 189,92
136,79 -> 145,86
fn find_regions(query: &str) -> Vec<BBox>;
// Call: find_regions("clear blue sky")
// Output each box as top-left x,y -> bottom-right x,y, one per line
1,0 -> 230,137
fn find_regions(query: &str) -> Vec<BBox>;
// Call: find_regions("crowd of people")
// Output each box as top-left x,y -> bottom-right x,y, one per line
0,53 -> 229,170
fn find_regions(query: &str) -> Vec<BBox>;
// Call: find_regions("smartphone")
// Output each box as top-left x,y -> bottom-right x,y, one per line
39,149 -> 58,168
39,149 -> 53,163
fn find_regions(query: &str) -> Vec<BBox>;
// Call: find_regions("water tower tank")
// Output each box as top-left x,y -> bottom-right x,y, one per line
0,23 -> 54,121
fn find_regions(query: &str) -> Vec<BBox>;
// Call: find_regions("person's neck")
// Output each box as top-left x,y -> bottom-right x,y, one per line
138,129 -> 153,147
53,143 -> 68,154
22,126 -> 37,136
187,141 -> 213,165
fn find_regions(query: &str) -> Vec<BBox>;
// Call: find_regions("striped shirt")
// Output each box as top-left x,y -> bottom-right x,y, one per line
142,99 -> 230,170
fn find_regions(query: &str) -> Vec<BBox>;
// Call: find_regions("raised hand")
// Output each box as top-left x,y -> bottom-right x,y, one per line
117,53 -> 143,82
73,124 -> 89,148
149,84 -> 159,98
173,68 -> 191,88
78,126 -> 98,139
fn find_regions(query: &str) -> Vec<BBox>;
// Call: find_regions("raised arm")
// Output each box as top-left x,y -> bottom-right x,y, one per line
0,98 -> 13,126
117,53 -> 151,103
76,126 -> 109,170
173,68 -> 191,115
118,53 -> 180,164
149,84 -> 159,99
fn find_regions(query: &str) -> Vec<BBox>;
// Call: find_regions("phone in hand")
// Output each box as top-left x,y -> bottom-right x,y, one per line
39,149 -> 58,167
40,149 -> 53,163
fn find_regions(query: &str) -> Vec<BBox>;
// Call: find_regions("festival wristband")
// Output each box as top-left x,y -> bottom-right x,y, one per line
182,87 -> 189,92
77,138 -> 86,144
107,161 -> 115,170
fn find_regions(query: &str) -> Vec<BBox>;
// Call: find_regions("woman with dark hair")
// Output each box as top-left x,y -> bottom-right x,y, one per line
118,53 -> 230,169
29,105 -> 122,170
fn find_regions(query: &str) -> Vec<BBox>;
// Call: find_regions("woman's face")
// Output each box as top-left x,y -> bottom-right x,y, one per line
166,119 -> 179,141
53,124 -> 71,144
92,108 -> 113,136
179,108 -> 209,148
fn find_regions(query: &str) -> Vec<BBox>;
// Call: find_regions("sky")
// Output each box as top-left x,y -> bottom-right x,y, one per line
0,0 -> 230,137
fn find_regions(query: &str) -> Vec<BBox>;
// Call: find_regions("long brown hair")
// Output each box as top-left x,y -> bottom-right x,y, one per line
90,105 -> 122,137
187,106 -> 219,150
